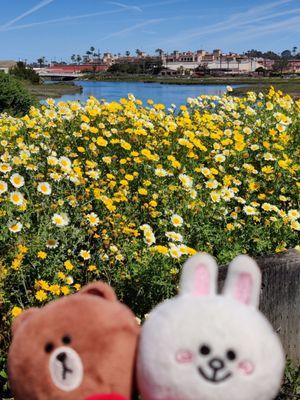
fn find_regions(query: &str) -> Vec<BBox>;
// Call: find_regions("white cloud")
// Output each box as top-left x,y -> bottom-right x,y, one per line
0,0 -> 55,30
107,2 -> 142,12
160,0 -> 296,46
0,8 -> 129,32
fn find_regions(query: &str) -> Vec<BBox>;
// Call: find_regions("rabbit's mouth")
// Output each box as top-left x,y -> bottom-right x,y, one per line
198,366 -> 232,383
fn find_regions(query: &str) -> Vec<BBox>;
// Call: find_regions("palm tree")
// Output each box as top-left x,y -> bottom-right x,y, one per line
37,57 -> 46,67
136,49 -> 142,57
155,48 -> 164,58
71,54 -> 76,64
76,55 -> 82,65
292,46 -> 298,57
125,51 -> 130,57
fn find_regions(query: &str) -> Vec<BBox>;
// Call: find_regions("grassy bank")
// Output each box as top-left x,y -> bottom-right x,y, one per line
24,82 -> 82,100
84,72 -> 300,85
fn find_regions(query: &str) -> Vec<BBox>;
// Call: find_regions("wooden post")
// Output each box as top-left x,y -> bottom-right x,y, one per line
218,250 -> 300,364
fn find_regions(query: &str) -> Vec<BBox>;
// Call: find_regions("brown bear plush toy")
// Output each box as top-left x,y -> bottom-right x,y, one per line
8,281 -> 140,400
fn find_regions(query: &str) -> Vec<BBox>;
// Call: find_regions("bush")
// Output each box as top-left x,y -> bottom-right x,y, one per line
0,88 -> 299,396
9,62 -> 40,84
0,73 -> 35,116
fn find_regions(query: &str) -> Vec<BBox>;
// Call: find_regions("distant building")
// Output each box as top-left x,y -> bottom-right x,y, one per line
286,60 -> 300,73
0,60 -> 17,73
161,49 -> 266,75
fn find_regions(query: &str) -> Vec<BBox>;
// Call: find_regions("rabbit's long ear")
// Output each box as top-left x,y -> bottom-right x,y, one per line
222,255 -> 261,307
179,253 -> 218,297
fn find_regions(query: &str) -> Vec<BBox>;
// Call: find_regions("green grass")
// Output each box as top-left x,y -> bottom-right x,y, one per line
83,72 -> 300,86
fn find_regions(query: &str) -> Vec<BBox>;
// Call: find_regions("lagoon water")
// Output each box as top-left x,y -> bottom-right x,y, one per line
57,80 -> 241,106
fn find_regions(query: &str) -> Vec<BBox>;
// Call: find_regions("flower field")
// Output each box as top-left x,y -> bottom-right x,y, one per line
0,88 -> 299,366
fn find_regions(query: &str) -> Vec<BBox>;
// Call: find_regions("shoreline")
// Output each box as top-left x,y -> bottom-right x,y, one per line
25,82 -> 83,100
82,74 -> 300,86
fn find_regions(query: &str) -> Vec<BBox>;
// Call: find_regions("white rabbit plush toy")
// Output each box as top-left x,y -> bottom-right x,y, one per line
137,253 -> 285,400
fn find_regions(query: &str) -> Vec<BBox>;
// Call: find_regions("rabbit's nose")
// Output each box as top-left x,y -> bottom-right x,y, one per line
209,358 -> 224,371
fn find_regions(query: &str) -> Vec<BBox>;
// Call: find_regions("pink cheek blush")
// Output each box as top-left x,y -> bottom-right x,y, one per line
238,360 -> 255,375
175,350 -> 194,364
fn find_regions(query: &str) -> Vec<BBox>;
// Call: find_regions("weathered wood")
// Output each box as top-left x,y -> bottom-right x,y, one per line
218,250 -> 300,364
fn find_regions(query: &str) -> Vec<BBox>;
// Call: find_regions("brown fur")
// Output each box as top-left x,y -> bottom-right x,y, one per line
8,282 -> 140,400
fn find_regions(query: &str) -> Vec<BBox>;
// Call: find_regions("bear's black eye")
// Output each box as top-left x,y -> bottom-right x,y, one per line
62,335 -> 71,345
226,349 -> 236,361
45,342 -> 54,353
199,345 -> 211,355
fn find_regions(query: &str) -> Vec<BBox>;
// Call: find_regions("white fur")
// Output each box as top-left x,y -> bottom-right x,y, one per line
137,253 -> 285,400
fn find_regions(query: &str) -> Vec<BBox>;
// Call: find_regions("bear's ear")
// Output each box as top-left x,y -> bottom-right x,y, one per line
179,253 -> 218,297
12,308 -> 39,336
222,255 -> 261,308
80,281 -> 117,302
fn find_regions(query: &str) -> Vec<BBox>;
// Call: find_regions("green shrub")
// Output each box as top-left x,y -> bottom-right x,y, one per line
0,73 -> 35,116
9,62 -> 40,84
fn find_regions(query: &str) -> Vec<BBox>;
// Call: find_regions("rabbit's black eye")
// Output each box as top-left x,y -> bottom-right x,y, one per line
226,350 -> 236,360
45,342 -> 54,353
62,335 -> 71,345
199,345 -> 211,355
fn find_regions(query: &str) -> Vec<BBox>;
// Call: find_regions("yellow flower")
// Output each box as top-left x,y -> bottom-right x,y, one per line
8,222 -> 22,233
35,290 -> 47,302
59,156 -> 72,170
96,137 -> 108,147
262,203 -> 272,212
226,223 -> 234,231
10,191 -> 25,206
79,249 -> 91,260
288,210 -> 300,220
0,163 -> 12,173
64,260 -> 74,270
243,205 -> 258,216
150,245 -> 169,255
37,251 -> 47,259
88,264 -> 97,271
86,212 -> 100,226
291,220 -> 300,231
171,214 -> 183,227
261,165 -> 274,174
11,306 -> 23,318
0,180 -> 8,194
49,284 -> 61,295
169,245 -> 182,259
61,286 -> 70,295
10,173 -> 25,188
57,271 -> 66,280
210,191 -> 220,203
52,213 -> 69,227
138,188 -> 148,196
37,182 -> 52,195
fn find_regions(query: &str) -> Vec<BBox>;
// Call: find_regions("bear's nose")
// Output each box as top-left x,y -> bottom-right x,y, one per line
209,358 -> 224,371
57,352 -> 67,362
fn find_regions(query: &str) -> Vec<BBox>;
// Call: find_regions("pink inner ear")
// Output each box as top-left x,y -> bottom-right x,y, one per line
234,273 -> 252,304
193,264 -> 210,296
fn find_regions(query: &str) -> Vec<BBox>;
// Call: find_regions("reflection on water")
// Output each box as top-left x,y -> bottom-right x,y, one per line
55,80 -> 241,107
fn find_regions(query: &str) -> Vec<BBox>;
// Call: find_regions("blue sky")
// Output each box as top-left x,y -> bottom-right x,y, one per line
0,0 -> 299,62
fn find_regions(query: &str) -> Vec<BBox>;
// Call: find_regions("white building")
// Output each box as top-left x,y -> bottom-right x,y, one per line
162,50 -> 265,74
